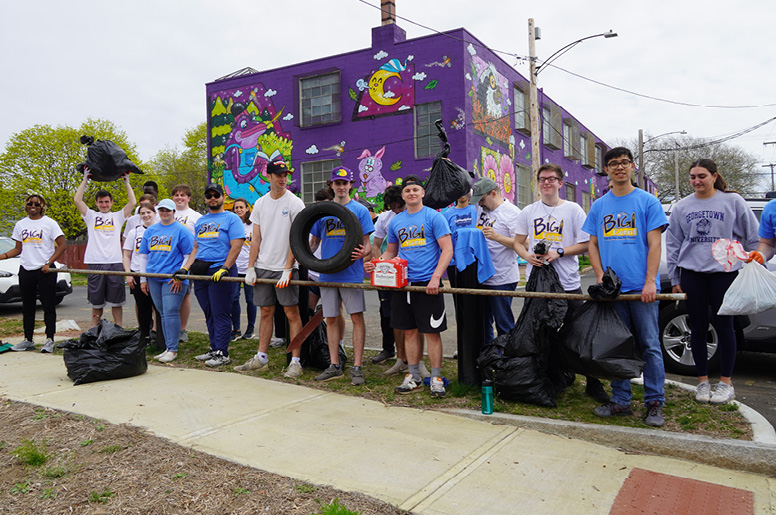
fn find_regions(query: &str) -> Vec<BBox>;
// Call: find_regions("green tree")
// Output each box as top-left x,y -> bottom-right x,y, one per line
0,119 -> 146,238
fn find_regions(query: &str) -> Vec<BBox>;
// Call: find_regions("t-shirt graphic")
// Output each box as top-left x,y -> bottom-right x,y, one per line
93,215 -> 117,233
686,210 -> 724,243
19,228 -> 44,245
148,234 -> 173,252
198,222 -> 221,239
533,216 -> 564,242
603,211 -> 637,239
398,224 -> 427,248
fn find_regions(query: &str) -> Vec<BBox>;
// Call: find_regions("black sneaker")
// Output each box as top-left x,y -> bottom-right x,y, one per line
231,330 -> 241,341
644,401 -> 665,427
314,364 -> 343,382
240,328 -> 255,340
371,349 -> 395,364
584,378 -> 611,404
593,402 -> 633,418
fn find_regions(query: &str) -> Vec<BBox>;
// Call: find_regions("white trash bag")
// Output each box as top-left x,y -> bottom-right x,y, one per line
713,239 -> 776,315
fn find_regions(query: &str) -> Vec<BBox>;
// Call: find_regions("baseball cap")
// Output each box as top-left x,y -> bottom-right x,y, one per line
204,183 -> 224,195
267,161 -> 290,175
330,166 -> 354,182
156,198 -> 175,211
471,177 -> 499,204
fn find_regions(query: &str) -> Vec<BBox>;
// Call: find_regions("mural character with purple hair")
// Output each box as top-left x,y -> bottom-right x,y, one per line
357,146 -> 388,198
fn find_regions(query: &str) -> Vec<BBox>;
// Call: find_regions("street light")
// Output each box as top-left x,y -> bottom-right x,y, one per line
528,20 -> 617,199
637,129 -> 686,190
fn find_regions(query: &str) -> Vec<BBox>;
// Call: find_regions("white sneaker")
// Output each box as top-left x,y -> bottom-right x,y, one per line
11,340 -> 35,352
710,382 -> 735,405
430,376 -> 446,398
158,351 -> 177,363
195,350 -> 216,361
234,356 -> 268,373
270,337 -> 285,348
154,350 -> 167,360
695,381 -> 711,403
205,350 -> 231,367
284,360 -> 303,379
41,339 -> 56,354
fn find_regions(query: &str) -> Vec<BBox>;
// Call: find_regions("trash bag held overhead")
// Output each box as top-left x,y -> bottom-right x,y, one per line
76,135 -> 143,182
423,119 -> 473,209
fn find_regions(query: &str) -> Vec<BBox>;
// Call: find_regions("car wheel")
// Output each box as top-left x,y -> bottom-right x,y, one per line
54,295 -> 64,305
658,303 -> 720,375
289,202 -> 363,275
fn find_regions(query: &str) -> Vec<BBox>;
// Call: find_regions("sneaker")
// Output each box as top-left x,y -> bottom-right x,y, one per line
418,361 -> 431,379
195,349 -> 216,361
231,330 -> 241,342
430,376 -> 446,398
41,339 -> 56,354
284,360 -> 303,379
205,350 -> 231,367
234,356 -> 268,373
351,367 -> 365,386
593,402 -> 633,418
384,359 -> 408,376
315,364 -> 343,382
150,330 -> 157,344
270,337 -> 285,348
158,351 -> 177,363
154,350 -> 168,360
11,340 -> 35,352
240,329 -> 255,340
395,374 -> 424,395
710,382 -> 735,405
178,330 -> 188,343
695,380 -> 712,404
584,378 -> 611,404
644,401 -> 665,427
371,349 -> 395,364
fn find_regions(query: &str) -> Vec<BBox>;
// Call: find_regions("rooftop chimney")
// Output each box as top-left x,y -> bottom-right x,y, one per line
381,0 -> 396,25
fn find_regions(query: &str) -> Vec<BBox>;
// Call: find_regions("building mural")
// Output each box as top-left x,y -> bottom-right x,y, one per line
480,147 -> 516,203
352,55 -> 416,120
467,45 -> 512,148
357,146 -> 388,198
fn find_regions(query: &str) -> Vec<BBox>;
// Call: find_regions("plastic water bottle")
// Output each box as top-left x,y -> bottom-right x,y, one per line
481,379 -> 494,415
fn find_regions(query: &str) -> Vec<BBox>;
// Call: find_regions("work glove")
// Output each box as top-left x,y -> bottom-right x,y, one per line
746,251 -> 764,265
244,267 -> 257,285
172,268 -> 189,281
212,266 -> 229,282
276,269 -> 292,288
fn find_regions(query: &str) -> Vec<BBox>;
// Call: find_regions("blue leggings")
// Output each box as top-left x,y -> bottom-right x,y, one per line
680,268 -> 738,377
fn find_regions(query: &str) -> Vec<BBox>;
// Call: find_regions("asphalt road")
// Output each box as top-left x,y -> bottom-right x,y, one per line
2,279 -> 774,430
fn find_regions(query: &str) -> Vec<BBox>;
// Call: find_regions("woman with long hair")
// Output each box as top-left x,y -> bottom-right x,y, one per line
666,159 -> 759,404
123,201 -> 160,348
230,198 -> 257,339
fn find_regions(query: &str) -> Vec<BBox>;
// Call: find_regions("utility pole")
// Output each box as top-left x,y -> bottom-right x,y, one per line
637,129 -> 644,189
674,142 -> 680,202
764,141 -> 776,192
528,18 -> 541,201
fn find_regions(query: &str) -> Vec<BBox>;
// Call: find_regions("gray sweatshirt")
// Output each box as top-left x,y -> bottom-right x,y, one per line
666,191 -> 760,285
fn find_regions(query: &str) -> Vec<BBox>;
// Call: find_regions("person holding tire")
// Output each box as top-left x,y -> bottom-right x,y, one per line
666,159 -> 759,404
237,161 -> 306,378
309,166 -> 374,385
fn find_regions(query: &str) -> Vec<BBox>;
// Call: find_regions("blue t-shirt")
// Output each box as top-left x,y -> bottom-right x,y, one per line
311,200 -> 375,283
760,198 -> 776,240
582,188 -> 668,293
387,206 -> 451,282
194,211 -> 245,265
139,222 -> 195,280
443,205 -> 478,267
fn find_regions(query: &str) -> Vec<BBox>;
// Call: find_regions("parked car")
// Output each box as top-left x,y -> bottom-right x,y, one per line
658,199 -> 776,374
0,236 -> 73,305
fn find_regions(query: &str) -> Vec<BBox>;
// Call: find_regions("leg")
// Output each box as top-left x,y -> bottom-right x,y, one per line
160,283 -> 186,352
424,332 -> 443,369
19,268 -> 38,341
180,290 -> 191,331
230,281 -> 242,333
395,329 -> 406,361
319,287 -> 343,365
284,305 -> 303,359
92,308 -> 104,328
486,283 -> 517,337
351,312 -> 365,367
111,305 -> 123,327
258,305 -> 275,354
681,268 -> 712,380
243,278 -> 256,332
616,298 -> 665,406
210,266 -> 238,355
708,271 -> 738,382
404,328 -> 421,365
194,281 -> 215,345
38,269 -> 58,339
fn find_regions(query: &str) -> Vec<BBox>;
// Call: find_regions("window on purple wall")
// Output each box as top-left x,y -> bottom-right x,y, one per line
301,158 -> 342,204
565,182 -> 576,203
516,164 -> 532,208
300,72 -> 341,127
414,101 -> 442,158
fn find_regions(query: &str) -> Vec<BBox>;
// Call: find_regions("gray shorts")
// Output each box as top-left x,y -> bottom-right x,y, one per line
253,268 -> 299,307
87,263 -> 127,308
320,286 -> 366,318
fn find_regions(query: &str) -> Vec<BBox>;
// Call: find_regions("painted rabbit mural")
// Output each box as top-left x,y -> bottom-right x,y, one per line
357,146 -> 388,198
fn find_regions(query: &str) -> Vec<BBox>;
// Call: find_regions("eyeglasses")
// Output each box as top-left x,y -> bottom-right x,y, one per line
26,202 -> 41,207
537,177 -> 560,184
607,159 -> 633,169
205,192 -> 222,199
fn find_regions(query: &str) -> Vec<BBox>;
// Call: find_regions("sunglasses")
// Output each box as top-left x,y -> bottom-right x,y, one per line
205,192 -> 222,199
26,202 -> 41,207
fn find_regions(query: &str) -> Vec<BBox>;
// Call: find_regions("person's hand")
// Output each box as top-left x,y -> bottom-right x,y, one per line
746,251 -> 764,265
351,244 -> 367,261
126,275 -> 136,288
140,281 -> 149,295
41,262 -> 52,274
173,268 -> 189,281
672,284 -> 683,294
527,253 -> 544,267
481,226 -> 497,241
244,267 -> 257,285
276,269 -> 292,288
544,249 -> 560,263
168,279 -> 182,293
426,276 -> 441,295
212,266 -> 229,282
364,260 -> 377,273
83,167 -> 91,181
641,282 -> 657,303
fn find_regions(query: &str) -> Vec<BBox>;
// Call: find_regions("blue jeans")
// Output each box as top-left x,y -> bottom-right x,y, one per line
483,282 -> 517,341
147,278 -> 186,352
611,295 -> 665,406
231,274 -> 256,332
195,264 -> 237,355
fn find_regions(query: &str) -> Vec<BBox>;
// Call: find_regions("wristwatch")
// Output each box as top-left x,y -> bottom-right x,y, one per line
557,248 -> 565,257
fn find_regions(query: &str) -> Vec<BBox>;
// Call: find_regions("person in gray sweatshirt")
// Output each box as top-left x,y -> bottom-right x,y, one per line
666,159 -> 760,405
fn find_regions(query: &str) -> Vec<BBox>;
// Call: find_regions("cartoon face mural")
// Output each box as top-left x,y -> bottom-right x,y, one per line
468,54 -> 512,147
481,147 -> 516,203
209,84 -> 293,205
353,57 -> 416,119
357,146 -> 388,198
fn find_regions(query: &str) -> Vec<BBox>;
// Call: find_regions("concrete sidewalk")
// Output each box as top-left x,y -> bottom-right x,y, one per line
1,349 -> 774,514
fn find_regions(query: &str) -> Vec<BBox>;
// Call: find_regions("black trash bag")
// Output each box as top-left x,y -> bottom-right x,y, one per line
504,263 -> 567,357
423,120 -> 473,209
298,308 -> 347,371
60,320 -> 147,385
76,135 -> 143,182
558,269 -> 645,380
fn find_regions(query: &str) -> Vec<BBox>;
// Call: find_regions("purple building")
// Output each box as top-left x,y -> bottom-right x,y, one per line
205,15 -> 645,210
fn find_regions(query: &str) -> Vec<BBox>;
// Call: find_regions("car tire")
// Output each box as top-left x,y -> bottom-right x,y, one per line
290,202 -> 363,275
658,302 -> 720,375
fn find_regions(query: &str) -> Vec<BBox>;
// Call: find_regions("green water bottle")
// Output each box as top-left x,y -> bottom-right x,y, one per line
481,379 -> 494,415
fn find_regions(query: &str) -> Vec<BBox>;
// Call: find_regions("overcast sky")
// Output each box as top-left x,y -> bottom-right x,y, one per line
2,0 -> 775,189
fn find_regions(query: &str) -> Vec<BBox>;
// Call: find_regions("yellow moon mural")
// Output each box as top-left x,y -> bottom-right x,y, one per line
368,68 -> 402,106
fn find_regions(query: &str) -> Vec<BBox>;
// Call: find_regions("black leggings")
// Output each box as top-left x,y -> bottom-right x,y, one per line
680,268 -> 738,377
19,267 -> 57,341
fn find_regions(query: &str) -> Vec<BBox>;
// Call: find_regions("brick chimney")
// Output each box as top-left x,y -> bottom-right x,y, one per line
381,0 -> 396,25
372,0 -> 405,47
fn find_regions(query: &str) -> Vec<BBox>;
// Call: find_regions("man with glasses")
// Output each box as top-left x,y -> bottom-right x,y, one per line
582,147 -> 668,427
178,183 -> 244,366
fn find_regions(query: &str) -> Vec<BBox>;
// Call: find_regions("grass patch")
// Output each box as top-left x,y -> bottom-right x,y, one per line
98,445 -> 125,454
314,497 -> 362,515
39,487 -> 57,500
0,318 -> 42,338
88,489 -> 115,504
70,275 -> 88,287
173,472 -> 188,480
294,481 -> 318,494
10,481 -> 31,495
42,462 -> 71,479
11,439 -> 49,467
33,409 -> 48,421
79,439 -> 93,447
234,487 -> 250,496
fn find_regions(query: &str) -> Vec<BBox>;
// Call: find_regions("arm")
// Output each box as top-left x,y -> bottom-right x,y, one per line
223,239 -> 244,269
0,240 -> 23,260
123,248 -> 135,288
182,241 -> 198,270
587,235 -> 604,283
481,226 -> 515,248
248,224 -> 261,268
542,241 -> 589,263
757,238 -> 775,262
309,235 -> 320,254
642,228 -> 662,303
364,241 -> 398,273
351,234 -> 372,261
427,234 -> 453,295
371,237 -> 384,260
122,174 -> 137,218
43,235 -> 68,273
74,170 -> 89,216
513,234 -> 543,267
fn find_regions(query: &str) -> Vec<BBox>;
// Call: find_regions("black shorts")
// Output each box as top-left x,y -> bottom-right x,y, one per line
390,281 -> 447,333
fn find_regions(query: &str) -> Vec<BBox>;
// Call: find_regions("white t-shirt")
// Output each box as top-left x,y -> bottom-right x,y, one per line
175,207 -> 202,235
83,210 -> 126,264
235,222 -> 253,274
250,191 -> 305,271
11,216 -> 64,271
476,201 -> 522,285
123,212 -> 160,239
516,200 -> 590,291
373,210 -> 398,239
122,224 -> 149,272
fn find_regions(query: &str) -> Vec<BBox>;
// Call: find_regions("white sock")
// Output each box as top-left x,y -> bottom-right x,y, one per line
291,357 -> 301,364
339,339 -> 344,347
257,352 -> 268,363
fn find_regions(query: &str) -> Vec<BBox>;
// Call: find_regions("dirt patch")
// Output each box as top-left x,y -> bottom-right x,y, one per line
0,400 -> 407,514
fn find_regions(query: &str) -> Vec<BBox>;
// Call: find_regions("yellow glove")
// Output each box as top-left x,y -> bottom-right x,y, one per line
212,266 -> 229,282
